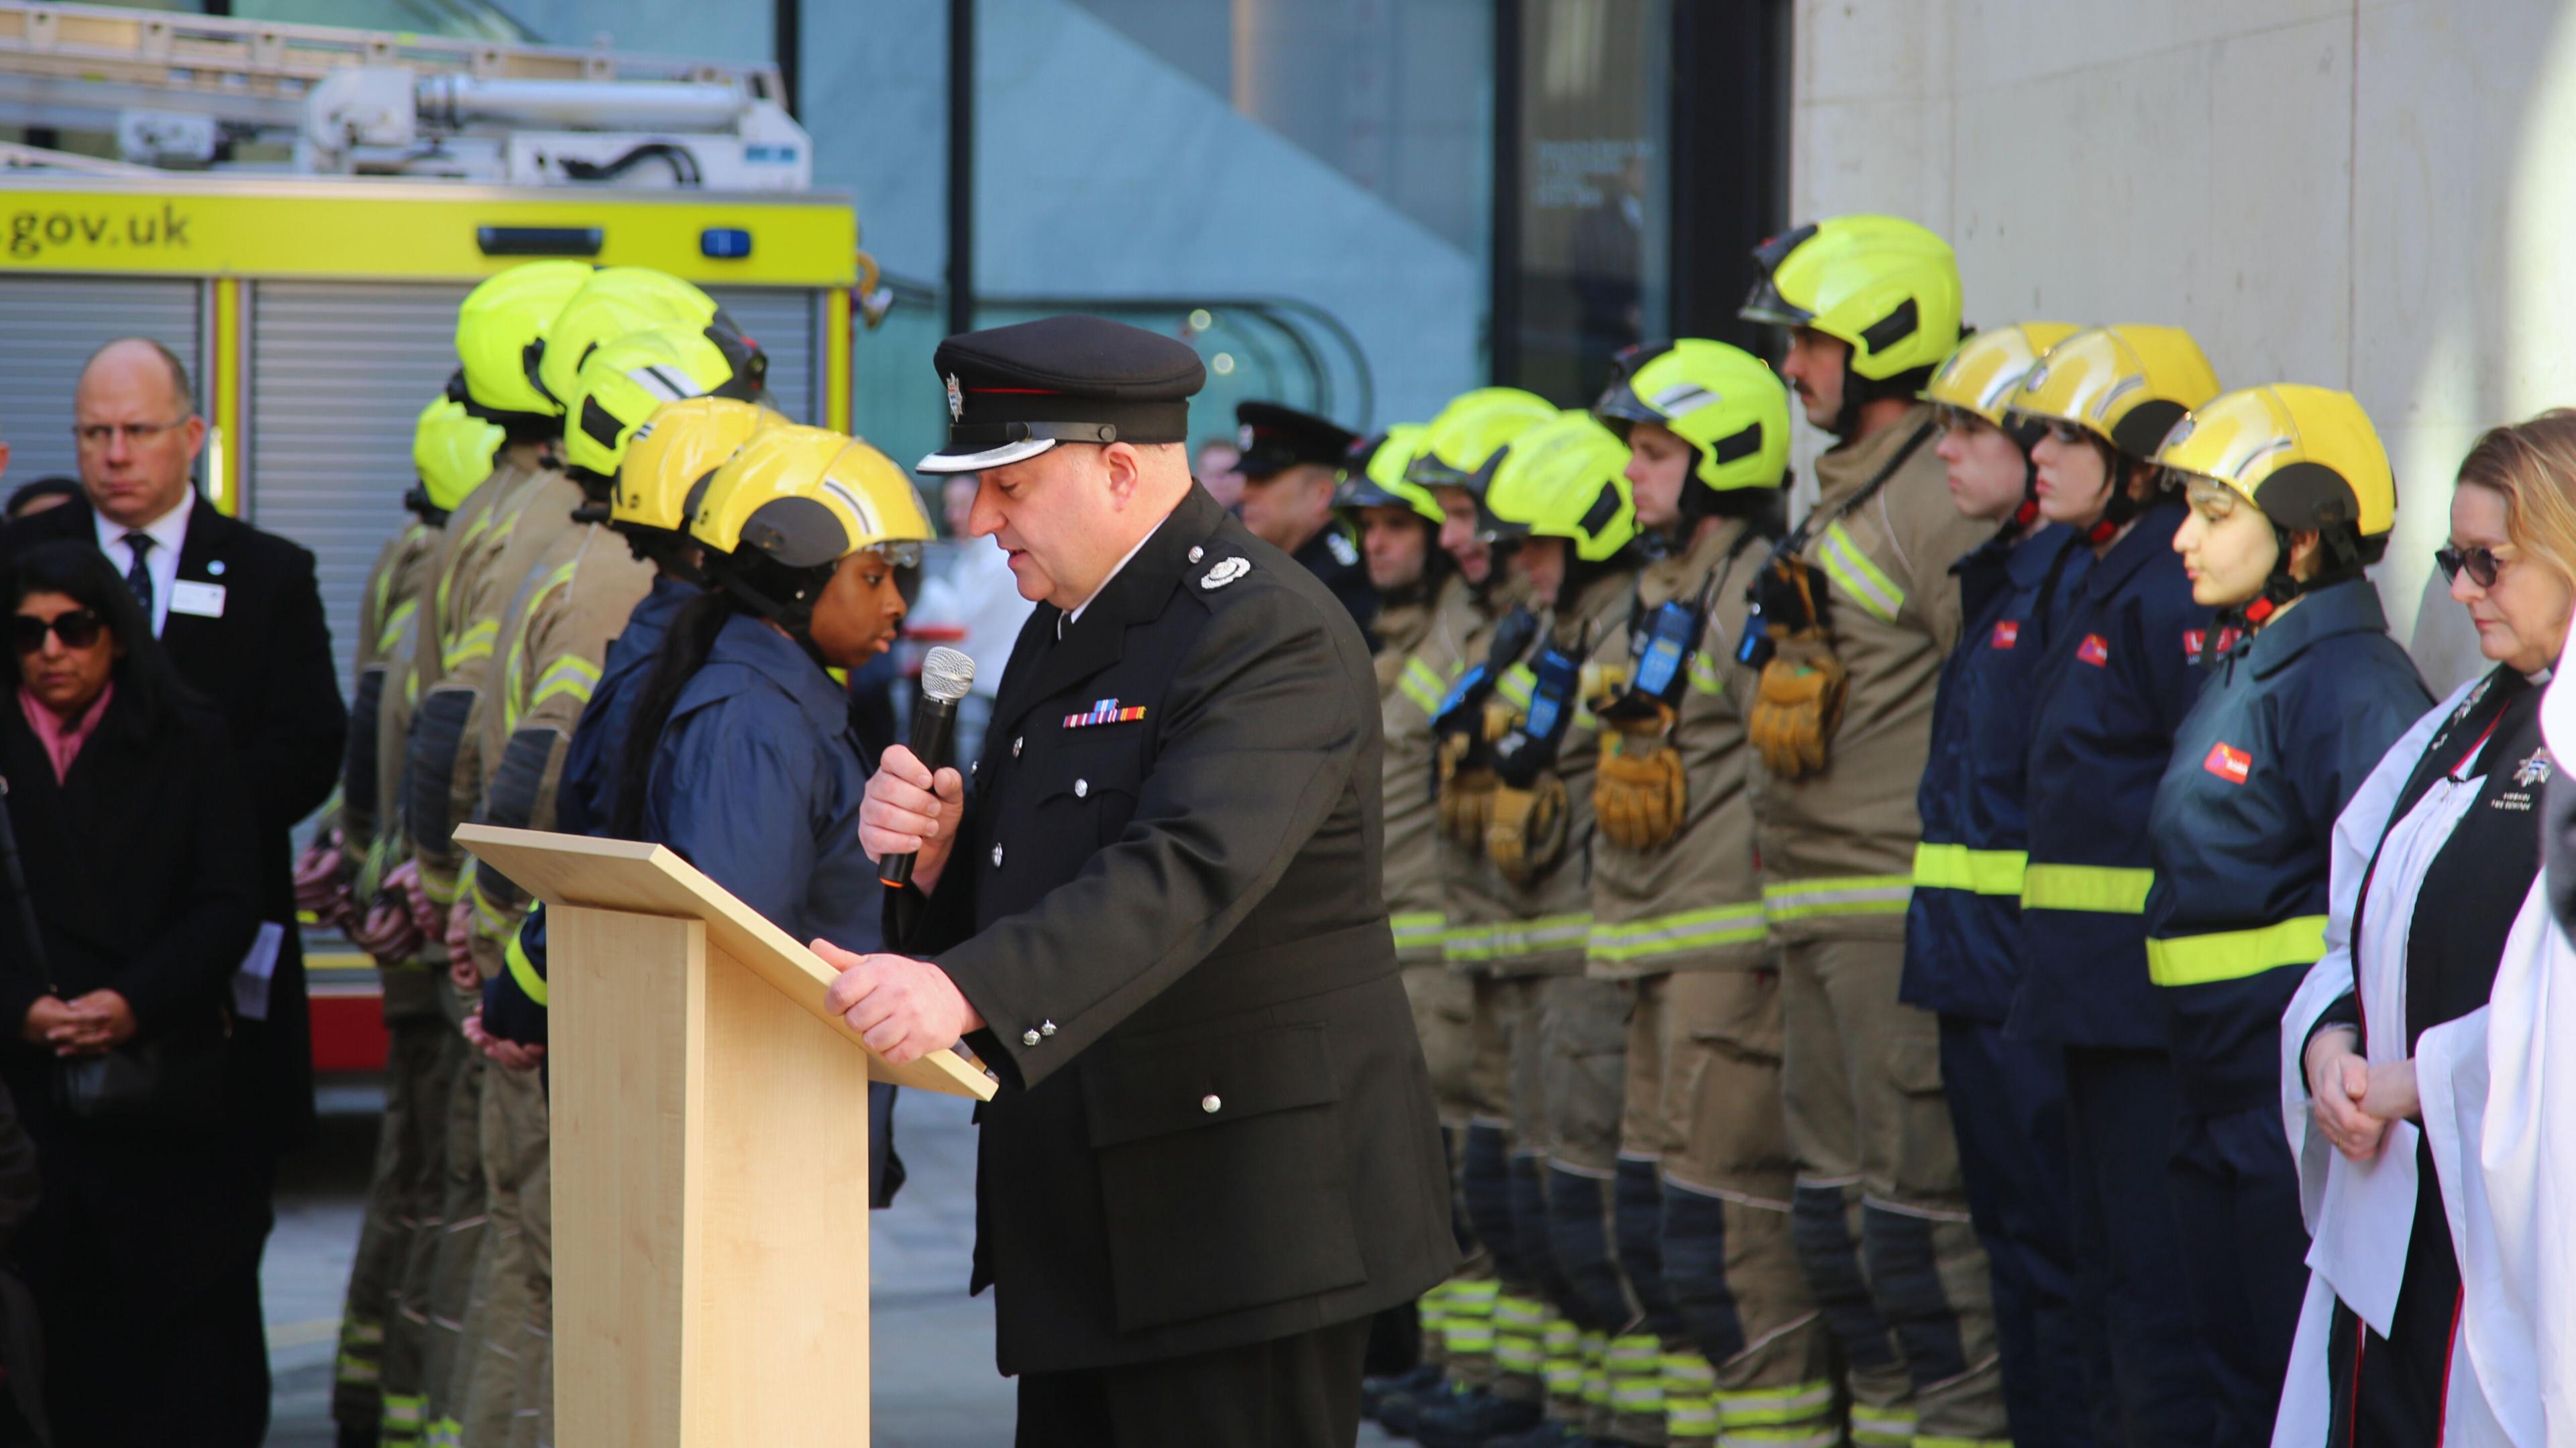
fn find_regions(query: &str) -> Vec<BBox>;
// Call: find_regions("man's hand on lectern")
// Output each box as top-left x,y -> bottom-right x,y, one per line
816,941 -> 987,1065
858,744 -> 966,894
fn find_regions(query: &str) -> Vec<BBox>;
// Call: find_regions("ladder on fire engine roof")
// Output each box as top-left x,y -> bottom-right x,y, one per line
0,0 -> 789,138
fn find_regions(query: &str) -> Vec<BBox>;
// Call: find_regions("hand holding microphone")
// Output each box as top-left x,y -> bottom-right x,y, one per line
866,647 -> 975,893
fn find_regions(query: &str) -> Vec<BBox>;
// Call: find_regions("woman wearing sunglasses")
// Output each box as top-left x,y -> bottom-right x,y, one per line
0,540 -> 270,1445
2273,411 -> 2576,1445
2002,323 -> 2225,1443
2142,388 -> 2428,1448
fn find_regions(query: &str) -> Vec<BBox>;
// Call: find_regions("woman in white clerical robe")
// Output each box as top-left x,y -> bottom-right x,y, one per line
2275,412 -> 2576,1446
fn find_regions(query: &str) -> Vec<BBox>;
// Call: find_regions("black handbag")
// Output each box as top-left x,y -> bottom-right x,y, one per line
52,1015 -> 228,1130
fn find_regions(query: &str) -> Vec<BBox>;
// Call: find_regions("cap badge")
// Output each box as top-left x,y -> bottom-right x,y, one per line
947,373 -> 964,422
1238,424 -> 1256,449
1201,556 -> 1252,590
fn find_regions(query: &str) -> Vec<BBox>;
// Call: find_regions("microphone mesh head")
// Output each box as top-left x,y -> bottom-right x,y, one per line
920,646 -> 977,702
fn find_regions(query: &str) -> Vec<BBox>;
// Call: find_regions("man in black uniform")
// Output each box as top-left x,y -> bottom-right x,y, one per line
1234,400 -> 1379,630
824,316 -> 1454,1447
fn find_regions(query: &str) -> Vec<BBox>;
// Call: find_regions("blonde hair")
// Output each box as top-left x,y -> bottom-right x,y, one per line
2457,409 -> 2576,586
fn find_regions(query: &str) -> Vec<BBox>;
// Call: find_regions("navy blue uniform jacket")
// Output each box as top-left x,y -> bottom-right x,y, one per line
890,485 -> 1454,1375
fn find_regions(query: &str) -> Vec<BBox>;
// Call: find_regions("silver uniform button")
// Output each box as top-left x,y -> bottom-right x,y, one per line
1075,778 -> 1089,799
1023,1029 -> 1042,1047
991,843 -> 1004,867
1201,1094 -> 1222,1114
1013,736 -> 1023,757
1188,545 -> 1204,563
1040,1020 -> 1057,1037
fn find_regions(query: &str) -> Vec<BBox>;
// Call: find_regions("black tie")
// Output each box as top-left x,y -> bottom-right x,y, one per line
122,533 -> 154,621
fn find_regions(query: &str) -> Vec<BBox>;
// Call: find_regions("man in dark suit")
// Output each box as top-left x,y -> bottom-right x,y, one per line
825,317 -> 1454,1446
7,337 -> 346,1153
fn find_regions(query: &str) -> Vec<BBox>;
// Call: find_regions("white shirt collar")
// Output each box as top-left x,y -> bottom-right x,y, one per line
1059,522 -> 1162,638
93,484 -> 194,557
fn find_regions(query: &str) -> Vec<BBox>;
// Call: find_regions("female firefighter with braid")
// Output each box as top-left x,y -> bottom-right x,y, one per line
1585,341 -> 1837,1448
2004,325 -> 2222,1444
614,425 -> 932,1205
2143,387 -> 2425,1448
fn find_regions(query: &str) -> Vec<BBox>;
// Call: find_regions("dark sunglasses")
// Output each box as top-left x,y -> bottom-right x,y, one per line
11,609 -> 105,653
2434,544 -> 2506,589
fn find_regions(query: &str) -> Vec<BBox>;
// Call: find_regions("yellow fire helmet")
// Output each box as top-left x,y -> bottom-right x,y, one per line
561,323 -> 765,488
1922,322 -> 2081,429
1335,423 -> 1441,524
1405,387 -> 1559,494
692,423 -> 932,585
530,266 -> 727,411
453,261 -> 590,425
2005,325 -> 2221,461
1592,339 -> 1790,496
411,395 -> 506,516
1479,410 -> 1638,562
617,396 -> 786,537
1740,215 -> 1962,381
2157,384 -> 2396,544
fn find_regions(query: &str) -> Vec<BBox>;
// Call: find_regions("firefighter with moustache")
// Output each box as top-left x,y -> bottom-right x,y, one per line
1376,388 -> 1560,1441
2145,388 -> 2426,1448
1902,322 -> 2094,1447
1417,411 -> 1643,1448
1737,216 -> 2006,1448
2002,325 -> 2222,1446
1585,340 -> 1837,1448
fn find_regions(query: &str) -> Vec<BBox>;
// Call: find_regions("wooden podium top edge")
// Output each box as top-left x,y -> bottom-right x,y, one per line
453,824 -> 997,1101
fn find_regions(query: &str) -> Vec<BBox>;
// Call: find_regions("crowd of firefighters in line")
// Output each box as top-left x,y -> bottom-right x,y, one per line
304,211 -> 2550,1448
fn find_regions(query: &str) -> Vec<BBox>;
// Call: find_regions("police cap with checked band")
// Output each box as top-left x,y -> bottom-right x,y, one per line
918,315 -> 1208,474
1234,400 -> 1357,479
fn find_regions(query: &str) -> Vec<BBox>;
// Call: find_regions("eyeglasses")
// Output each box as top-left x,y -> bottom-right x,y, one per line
10,609 -> 105,654
72,419 -> 188,449
2435,543 -> 2508,589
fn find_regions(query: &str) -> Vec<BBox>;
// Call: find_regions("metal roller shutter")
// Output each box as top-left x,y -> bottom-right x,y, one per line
248,280 -> 471,699
707,287 -> 818,425
0,275 -> 203,490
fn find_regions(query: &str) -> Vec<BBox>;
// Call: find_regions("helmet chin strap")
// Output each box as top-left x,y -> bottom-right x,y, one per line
2082,445 -> 2147,547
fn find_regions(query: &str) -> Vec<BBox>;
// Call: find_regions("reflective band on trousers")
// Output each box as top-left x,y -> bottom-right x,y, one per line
1819,520 -> 1906,622
1848,1405 -> 1918,1447
2021,862 -> 2154,913
1590,903 -> 1767,962
1911,842 -> 2029,897
1763,875 -> 1913,922
1717,1379 -> 1835,1427
1444,923 -> 1497,963
2146,914 -> 2329,986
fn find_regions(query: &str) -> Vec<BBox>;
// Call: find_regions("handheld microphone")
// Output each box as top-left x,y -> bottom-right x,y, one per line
881,646 -> 976,889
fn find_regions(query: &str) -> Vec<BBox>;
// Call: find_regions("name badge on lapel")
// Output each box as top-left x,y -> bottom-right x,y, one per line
1064,698 -> 1146,729
169,580 -> 226,618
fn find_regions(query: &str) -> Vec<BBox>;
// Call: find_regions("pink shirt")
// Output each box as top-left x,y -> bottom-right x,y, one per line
18,682 -> 113,783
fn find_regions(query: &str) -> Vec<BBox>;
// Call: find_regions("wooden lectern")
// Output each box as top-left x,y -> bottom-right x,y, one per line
456,824 -> 996,1447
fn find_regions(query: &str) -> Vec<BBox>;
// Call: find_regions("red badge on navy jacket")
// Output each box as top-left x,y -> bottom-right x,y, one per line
1991,620 -> 2020,650
2204,741 -> 2253,784
2077,633 -> 2110,667
2183,626 -> 2243,659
